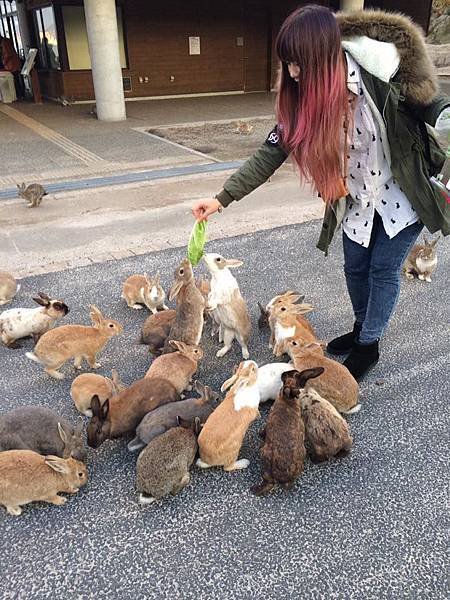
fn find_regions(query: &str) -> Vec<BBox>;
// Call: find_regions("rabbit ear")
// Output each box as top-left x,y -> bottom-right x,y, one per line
431,236 -> 440,248
38,292 -> 51,301
169,280 -> 183,301
221,371 -> 239,392
297,367 -> 325,388
194,380 -> 205,395
111,369 -> 121,386
91,395 -> 108,419
74,419 -> 84,437
58,422 -> 69,445
193,417 -> 201,435
89,305 -> 103,325
45,455 -> 69,474
154,272 -> 160,285
224,258 -> 243,269
33,296 -> 48,307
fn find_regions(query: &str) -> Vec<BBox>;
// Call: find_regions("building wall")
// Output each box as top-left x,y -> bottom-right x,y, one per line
27,0 -> 433,102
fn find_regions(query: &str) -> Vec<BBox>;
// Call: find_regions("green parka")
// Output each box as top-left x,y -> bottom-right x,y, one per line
216,10 -> 450,255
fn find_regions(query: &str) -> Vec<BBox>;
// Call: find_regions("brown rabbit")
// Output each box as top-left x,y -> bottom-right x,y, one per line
300,386 -> 353,463
145,340 -> 203,394
0,271 -> 20,305
17,182 -> 48,208
0,450 -> 87,516
270,301 -> 316,354
197,361 -> 260,472
284,339 -> 360,414
162,258 -> 205,353
26,305 -> 123,380
251,368 -> 324,496
86,377 -> 180,448
404,235 -> 440,282
140,309 -> 176,354
122,273 -> 168,312
70,369 -> 125,416
257,290 -> 307,330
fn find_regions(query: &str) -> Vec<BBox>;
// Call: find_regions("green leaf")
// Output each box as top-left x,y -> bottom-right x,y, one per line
187,220 -> 207,266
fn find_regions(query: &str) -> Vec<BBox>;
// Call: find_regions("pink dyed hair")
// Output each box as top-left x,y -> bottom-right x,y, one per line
275,5 -> 348,202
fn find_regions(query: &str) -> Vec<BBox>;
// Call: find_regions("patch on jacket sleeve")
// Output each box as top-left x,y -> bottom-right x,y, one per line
265,125 -> 282,147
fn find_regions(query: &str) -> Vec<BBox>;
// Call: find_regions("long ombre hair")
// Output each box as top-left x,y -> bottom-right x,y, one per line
276,5 -> 348,202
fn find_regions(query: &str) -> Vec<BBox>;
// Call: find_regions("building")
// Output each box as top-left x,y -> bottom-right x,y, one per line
1,1 -> 434,119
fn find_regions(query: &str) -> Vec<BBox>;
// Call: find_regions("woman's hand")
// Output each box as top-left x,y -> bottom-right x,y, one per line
191,197 -> 222,221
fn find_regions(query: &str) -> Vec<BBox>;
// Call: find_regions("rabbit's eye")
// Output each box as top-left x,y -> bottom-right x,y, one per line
78,472 -> 84,477
281,307 -> 286,311
292,341 -> 297,346
109,323 -> 114,328
216,257 -> 221,262
179,268 -> 184,275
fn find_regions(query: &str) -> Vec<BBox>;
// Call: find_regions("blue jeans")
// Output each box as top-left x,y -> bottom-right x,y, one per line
343,212 -> 423,344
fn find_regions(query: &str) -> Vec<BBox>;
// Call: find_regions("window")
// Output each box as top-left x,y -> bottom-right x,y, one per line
0,1 -> 23,59
62,5 -> 127,71
33,6 -> 60,70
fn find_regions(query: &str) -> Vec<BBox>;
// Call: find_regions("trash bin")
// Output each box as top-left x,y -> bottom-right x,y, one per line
0,71 -> 17,103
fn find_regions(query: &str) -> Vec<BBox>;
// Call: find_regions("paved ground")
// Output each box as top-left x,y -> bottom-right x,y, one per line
0,220 -> 448,599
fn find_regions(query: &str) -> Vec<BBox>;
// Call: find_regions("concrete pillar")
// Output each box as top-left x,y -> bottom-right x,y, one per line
340,0 -> 365,11
16,0 -> 31,54
84,0 -> 126,122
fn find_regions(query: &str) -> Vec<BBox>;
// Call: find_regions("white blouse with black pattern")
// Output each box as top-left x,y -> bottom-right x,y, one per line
343,52 -> 419,247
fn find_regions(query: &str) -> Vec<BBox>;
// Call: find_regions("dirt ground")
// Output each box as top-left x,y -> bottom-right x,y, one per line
148,117 -> 275,161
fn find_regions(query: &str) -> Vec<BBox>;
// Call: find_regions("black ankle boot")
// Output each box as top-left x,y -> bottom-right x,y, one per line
343,340 -> 379,381
326,322 -> 362,355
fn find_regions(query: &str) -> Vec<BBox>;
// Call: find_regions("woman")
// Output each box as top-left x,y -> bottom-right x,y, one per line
191,5 -> 449,380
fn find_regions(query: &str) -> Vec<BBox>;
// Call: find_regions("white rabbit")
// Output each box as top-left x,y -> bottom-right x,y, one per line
203,253 -> 251,359
257,362 -> 295,403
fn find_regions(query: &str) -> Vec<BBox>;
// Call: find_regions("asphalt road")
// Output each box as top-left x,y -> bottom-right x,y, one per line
0,220 -> 448,600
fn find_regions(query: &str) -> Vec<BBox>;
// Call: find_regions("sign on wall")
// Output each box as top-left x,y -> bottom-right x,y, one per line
189,36 -> 200,55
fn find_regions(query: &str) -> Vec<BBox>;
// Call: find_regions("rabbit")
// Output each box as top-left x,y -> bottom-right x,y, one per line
270,301 -> 316,355
145,340 -> 203,394
0,450 -> 87,516
0,271 -> 20,305
140,308 -> 176,354
257,290 -> 307,329
197,360 -> 260,471
404,235 -> 440,282
283,339 -> 361,415
0,292 -> 69,348
70,369 -> 125,416
234,121 -> 254,135
136,417 -> 201,505
86,377 -> 180,448
0,406 -> 86,462
202,253 -> 251,359
300,386 -> 353,463
17,182 -> 48,208
161,258 -> 205,353
251,368 -> 324,496
26,305 -> 123,380
122,273 -> 168,313
256,361 -> 296,403
128,380 -> 218,451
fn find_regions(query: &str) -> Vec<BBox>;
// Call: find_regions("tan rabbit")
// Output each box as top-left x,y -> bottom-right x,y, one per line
17,182 -> 48,208
86,378 -> 180,448
283,339 -> 360,414
162,258 -> 205,353
203,253 -> 251,359
404,235 -> 440,282
0,271 -> 20,305
270,301 -> 316,355
197,360 -> 260,472
300,386 -> 353,463
122,273 -> 168,312
145,340 -> 203,394
26,305 -> 123,380
70,369 -> 125,416
0,450 -> 87,516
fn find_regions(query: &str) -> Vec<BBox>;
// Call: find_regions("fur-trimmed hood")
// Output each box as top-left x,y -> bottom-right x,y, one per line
337,10 -> 439,105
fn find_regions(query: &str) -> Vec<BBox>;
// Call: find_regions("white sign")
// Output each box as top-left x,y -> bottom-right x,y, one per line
21,48 -> 38,76
189,36 -> 200,55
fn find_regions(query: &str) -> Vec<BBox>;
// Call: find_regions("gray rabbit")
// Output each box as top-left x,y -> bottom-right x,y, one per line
17,183 -> 48,208
136,417 -> 201,505
0,406 -> 86,462
128,381 -> 218,451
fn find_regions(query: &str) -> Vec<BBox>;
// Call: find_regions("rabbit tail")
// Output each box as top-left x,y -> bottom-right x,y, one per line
26,351 -> 42,364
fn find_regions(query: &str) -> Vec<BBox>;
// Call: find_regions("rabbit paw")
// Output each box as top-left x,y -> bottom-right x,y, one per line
196,459 -> 211,469
48,495 -> 66,506
91,362 -> 102,369
138,493 -> 156,505
216,346 -> 230,358
132,304 -> 143,310
7,505 -> 22,516
224,459 -> 250,471
418,274 -> 425,281
425,276 -> 432,283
